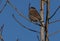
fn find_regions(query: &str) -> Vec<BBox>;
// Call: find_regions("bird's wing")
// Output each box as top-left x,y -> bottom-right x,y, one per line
34,10 -> 41,20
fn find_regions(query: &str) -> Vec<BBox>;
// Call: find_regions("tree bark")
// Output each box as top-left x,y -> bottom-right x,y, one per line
40,0 -> 45,41
45,0 -> 50,41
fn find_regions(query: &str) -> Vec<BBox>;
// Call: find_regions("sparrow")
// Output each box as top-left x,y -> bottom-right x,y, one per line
29,7 -> 41,22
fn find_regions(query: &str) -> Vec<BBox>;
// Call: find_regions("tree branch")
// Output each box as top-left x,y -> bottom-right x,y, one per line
0,24 -> 4,35
49,20 -> 60,24
0,1 -> 7,13
0,24 -> 4,41
40,0 -> 45,41
36,34 -> 40,41
44,0 -> 50,41
49,6 -> 60,20
48,29 -> 60,37
12,14 -> 40,33
7,0 -> 30,21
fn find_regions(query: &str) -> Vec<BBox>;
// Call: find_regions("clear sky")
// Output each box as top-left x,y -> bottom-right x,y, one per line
0,0 -> 60,41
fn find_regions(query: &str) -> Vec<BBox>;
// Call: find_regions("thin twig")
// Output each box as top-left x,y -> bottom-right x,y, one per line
37,34 -> 40,41
49,20 -> 60,24
0,24 -> 4,35
0,1 -> 7,13
49,6 -> 60,20
12,14 -> 40,33
0,24 -> 4,41
49,29 -> 60,37
1,24 -> 4,30
7,0 -> 29,21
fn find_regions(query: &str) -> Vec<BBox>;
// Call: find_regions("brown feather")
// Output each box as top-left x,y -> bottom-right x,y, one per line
29,7 -> 41,22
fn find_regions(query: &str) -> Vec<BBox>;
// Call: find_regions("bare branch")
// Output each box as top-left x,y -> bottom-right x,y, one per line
1,24 -> 4,30
12,14 -> 40,33
44,0 -> 50,41
49,29 -> 60,37
6,0 -> 32,23
7,0 -> 29,21
28,3 -> 31,11
49,20 -> 60,24
0,1 -> 7,13
0,24 -> 4,41
49,6 -> 60,20
36,34 -> 40,41
0,24 -> 4,35
40,0 -> 45,41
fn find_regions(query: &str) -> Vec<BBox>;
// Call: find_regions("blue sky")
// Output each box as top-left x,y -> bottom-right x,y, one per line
0,0 -> 60,41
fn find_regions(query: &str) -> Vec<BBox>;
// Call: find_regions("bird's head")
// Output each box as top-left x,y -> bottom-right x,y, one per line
30,7 -> 36,9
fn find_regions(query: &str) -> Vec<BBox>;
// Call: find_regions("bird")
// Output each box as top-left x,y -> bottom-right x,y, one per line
29,7 -> 41,22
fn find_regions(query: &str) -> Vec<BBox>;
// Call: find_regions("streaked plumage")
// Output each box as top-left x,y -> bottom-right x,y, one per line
29,7 -> 41,22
